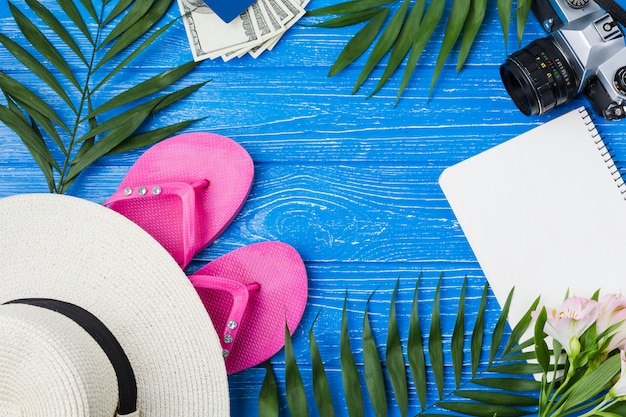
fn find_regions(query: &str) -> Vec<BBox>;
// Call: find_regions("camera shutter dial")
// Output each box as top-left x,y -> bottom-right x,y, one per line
565,0 -> 588,8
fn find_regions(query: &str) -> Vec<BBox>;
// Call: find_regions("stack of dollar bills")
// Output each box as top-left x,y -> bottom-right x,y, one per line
177,0 -> 308,61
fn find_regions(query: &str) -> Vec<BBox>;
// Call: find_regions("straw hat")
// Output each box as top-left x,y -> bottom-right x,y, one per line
0,194 -> 229,416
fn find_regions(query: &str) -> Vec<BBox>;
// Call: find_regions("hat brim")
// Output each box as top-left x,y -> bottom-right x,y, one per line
0,194 -> 229,416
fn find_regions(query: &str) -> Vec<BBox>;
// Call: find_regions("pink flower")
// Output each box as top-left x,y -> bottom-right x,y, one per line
596,293 -> 626,353
609,349 -> 626,399
543,297 -> 600,355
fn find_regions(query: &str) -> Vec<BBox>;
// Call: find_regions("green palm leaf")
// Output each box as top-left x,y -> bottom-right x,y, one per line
309,311 -> 336,417
285,323 -> 308,416
408,275 -> 427,410
258,361 -> 279,417
429,275 -> 445,399
308,0 -> 533,101
386,280 -> 408,417
451,278 -> 467,388
0,0 -> 206,194
363,294 -> 387,417
341,293 -> 364,417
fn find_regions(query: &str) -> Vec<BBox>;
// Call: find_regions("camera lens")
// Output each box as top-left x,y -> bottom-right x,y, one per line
500,37 -> 580,115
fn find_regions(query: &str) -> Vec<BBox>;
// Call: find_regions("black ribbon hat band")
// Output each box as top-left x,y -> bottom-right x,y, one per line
3,298 -> 138,416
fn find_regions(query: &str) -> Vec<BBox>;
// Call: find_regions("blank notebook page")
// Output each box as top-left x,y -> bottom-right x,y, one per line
439,107 -> 626,325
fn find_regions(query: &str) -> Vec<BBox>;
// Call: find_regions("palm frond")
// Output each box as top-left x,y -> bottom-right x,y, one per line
307,0 -> 533,101
0,0 -> 206,194
263,276 -> 551,416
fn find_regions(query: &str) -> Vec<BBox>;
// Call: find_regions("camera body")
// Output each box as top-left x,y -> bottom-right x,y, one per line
500,0 -> 626,120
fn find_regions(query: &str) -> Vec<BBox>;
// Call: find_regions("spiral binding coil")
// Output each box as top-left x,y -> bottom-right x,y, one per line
580,107 -> 626,198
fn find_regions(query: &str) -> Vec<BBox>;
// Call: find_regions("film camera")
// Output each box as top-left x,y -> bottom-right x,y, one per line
500,0 -> 626,120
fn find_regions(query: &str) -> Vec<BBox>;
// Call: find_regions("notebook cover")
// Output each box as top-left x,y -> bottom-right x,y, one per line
439,107 -> 626,325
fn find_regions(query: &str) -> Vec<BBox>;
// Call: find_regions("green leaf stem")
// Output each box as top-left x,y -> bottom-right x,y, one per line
0,0 -> 205,193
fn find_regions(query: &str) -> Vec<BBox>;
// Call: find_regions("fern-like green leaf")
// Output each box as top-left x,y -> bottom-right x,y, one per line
363,294 -> 387,417
0,0 -> 204,194
438,401 -> 530,417
306,0 -> 397,16
386,280 -> 408,417
352,0 -> 409,94
258,361 -> 279,417
470,283 -> 488,377
429,275 -> 445,399
451,278 -> 467,388
369,0 -> 425,98
396,0 -> 445,103
309,311 -> 336,417
408,275 -> 427,411
341,294 -> 364,417
328,9 -> 389,78
489,287 -> 514,366
516,0 -> 533,45
456,0 -> 488,71
285,323 -> 308,416
498,0 -> 513,52
430,0 -> 471,95
311,9 -> 383,28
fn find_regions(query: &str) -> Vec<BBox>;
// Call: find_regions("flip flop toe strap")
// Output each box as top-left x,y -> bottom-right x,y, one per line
103,179 -> 209,266
188,274 -> 259,359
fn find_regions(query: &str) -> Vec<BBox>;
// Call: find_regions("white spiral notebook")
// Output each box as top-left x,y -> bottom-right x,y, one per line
439,107 -> 626,325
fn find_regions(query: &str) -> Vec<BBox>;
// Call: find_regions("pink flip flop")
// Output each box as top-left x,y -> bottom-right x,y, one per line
189,242 -> 308,374
103,133 -> 253,268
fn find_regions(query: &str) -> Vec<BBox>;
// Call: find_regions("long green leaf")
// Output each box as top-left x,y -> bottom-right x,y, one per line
9,1 -> 80,90
353,0 -> 410,94
341,294 -> 364,417
438,401 -> 530,417
408,276 -> 427,410
9,94 -> 66,155
284,323 -> 308,417
328,9 -> 389,77
25,0 -> 88,62
0,72 -> 69,133
534,307 -> 550,373
100,1 -> 154,46
560,353 -> 620,411
77,0 -> 98,22
498,0 -> 513,52
85,61 -> 198,120
370,0 -> 426,97
96,0 -> 172,69
92,18 -> 181,93
471,283 -> 488,377
472,377 -> 542,392
489,287 -> 514,366
0,104 -> 57,169
64,105 -> 154,185
363,294 -> 387,417
396,0 -> 445,103
309,311 -> 335,417
311,9 -> 383,28
0,34 -> 77,114
386,280 -> 408,417
307,0 -> 397,16
258,361 -> 279,417
503,295 -> 541,355
103,0 -> 135,25
429,275 -> 444,399
4,92 -> 58,192
430,0 -> 471,95
451,278 -> 466,388
456,390 -> 538,406
457,0 -> 488,71
516,0 -> 533,45
488,362 -> 545,374
107,119 -> 201,155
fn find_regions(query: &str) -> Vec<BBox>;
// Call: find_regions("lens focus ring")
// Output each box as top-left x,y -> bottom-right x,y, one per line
500,37 -> 579,116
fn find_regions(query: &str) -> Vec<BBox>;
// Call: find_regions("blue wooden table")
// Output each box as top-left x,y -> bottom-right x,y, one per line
1,1 -> 624,416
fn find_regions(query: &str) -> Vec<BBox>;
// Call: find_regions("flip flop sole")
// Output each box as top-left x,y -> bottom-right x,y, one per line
191,242 -> 308,374
106,133 -> 253,267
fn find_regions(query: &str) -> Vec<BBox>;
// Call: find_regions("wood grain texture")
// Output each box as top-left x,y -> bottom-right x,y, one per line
1,1 -> 624,416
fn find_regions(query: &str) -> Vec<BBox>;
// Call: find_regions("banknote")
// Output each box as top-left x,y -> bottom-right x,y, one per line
177,0 -> 306,61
